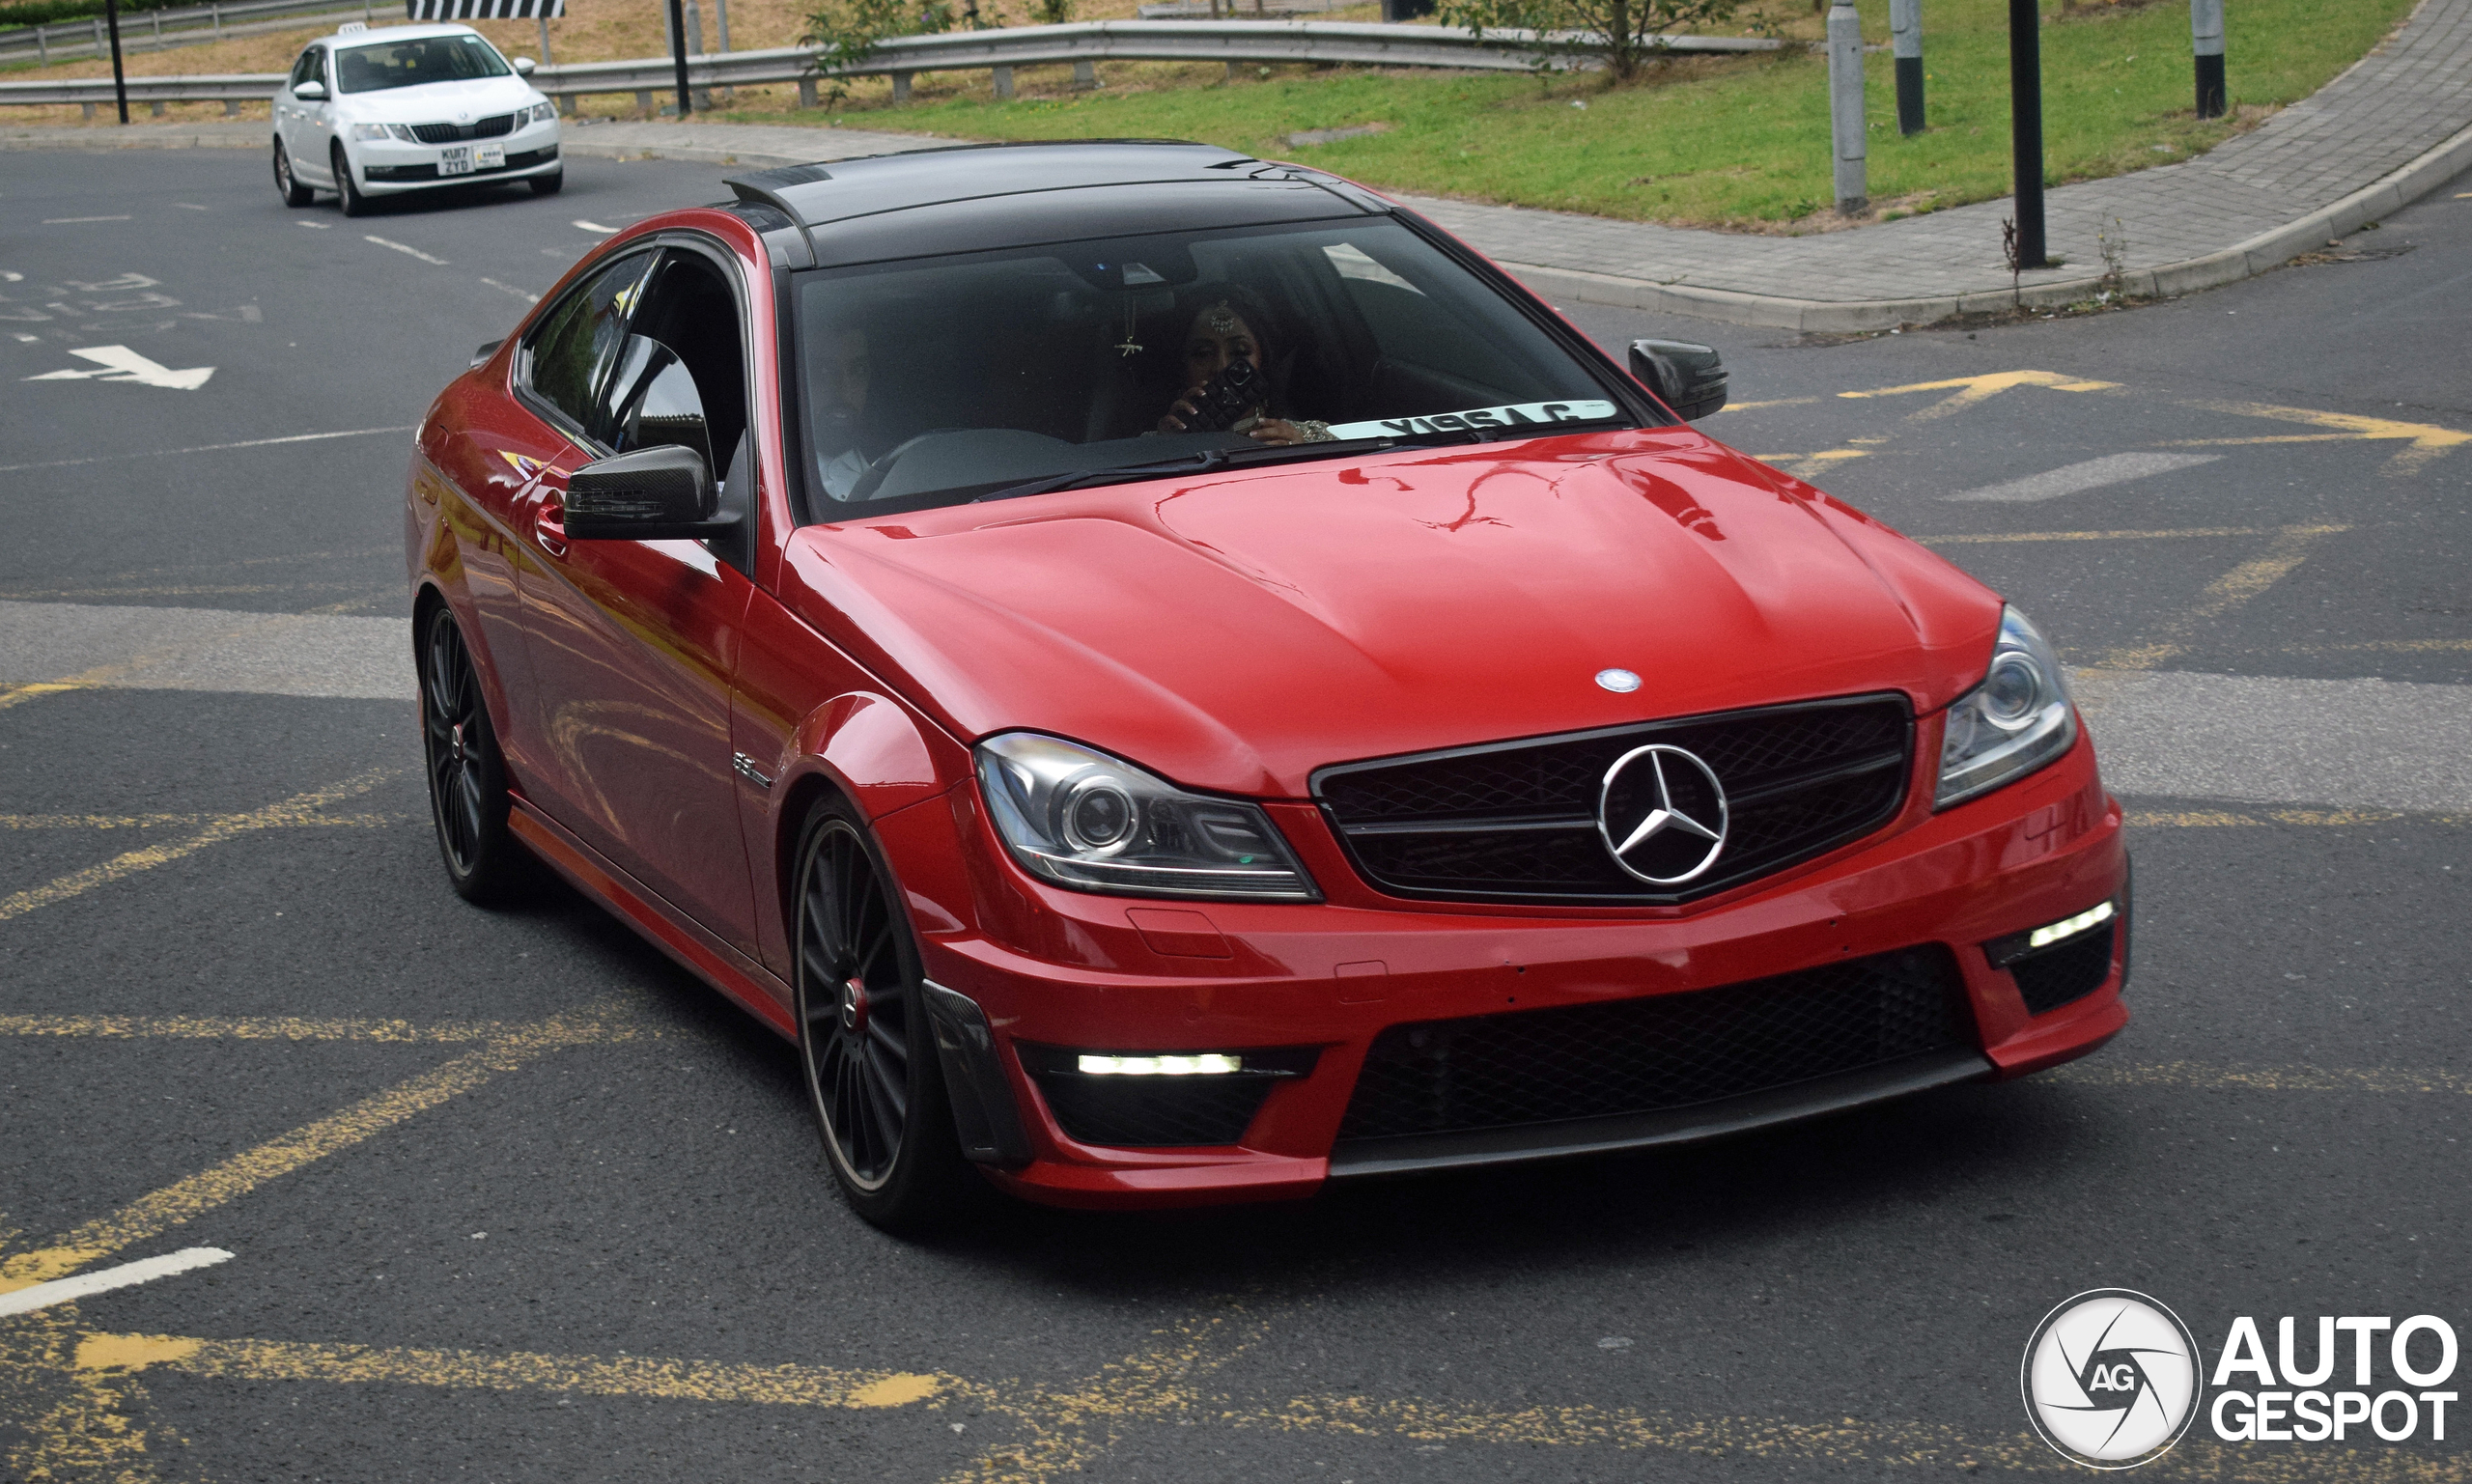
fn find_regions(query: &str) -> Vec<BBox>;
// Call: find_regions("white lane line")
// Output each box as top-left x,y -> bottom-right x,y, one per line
572,218 -> 620,234
175,203 -> 209,211
0,1247 -> 232,1318
298,221 -> 332,230
0,600 -> 410,700
43,215 -> 132,224
2073,668 -> 2472,814
11,333 -> 37,344
478,277 -> 540,303
365,235 -> 449,266
1947,451 -> 2222,503
0,426 -> 417,474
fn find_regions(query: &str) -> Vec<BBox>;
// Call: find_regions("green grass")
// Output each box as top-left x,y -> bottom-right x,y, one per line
738,0 -> 2414,226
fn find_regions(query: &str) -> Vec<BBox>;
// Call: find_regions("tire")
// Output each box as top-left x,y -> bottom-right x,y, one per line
529,169 -> 564,197
333,143 -> 371,217
418,604 -> 528,905
273,141 -> 314,207
792,795 -> 974,1233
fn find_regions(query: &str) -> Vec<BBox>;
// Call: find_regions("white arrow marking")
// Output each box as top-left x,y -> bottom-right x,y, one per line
0,1247 -> 233,1317
26,345 -> 215,391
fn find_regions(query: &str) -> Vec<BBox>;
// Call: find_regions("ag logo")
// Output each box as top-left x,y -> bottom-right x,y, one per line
2022,1289 -> 2203,1469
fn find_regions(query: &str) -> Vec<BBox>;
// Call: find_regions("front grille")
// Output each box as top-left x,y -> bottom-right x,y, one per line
1337,945 -> 1971,1142
409,113 -> 515,144
1314,695 -> 1912,905
2010,924 -> 2116,1015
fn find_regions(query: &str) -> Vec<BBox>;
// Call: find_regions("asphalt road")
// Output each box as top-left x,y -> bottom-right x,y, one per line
1,142 -> 2467,1483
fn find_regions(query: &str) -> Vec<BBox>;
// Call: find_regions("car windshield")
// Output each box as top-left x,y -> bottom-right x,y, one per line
335,35 -> 511,93
792,217 -> 1637,517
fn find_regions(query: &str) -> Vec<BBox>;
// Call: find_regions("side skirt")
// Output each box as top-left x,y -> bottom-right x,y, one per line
508,799 -> 797,1041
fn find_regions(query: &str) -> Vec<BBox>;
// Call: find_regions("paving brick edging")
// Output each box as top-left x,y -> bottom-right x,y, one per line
1497,118 -> 2472,333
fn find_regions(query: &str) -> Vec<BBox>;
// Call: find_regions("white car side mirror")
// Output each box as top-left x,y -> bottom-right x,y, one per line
292,80 -> 328,100
513,56 -> 537,75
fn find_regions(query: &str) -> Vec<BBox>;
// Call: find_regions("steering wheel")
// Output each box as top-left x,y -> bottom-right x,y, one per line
843,430 -> 965,504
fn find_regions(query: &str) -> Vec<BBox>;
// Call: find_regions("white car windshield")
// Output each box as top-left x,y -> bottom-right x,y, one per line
794,218 -> 1635,516
336,35 -> 511,94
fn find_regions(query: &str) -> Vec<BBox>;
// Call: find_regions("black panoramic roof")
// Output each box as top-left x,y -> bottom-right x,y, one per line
722,140 -> 1380,266
726,139 -> 1258,227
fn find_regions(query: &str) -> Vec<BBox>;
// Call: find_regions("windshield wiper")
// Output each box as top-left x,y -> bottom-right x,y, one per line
971,434 -> 1480,505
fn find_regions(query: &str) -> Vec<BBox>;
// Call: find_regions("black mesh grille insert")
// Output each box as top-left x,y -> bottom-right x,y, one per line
2010,925 -> 2117,1016
1034,1075 -> 1275,1148
1338,946 -> 1971,1142
1314,695 -> 1913,905
409,114 -> 516,144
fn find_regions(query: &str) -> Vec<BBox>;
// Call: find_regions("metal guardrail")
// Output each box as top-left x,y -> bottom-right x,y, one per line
0,0 -> 379,65
0,19 -> 1784,111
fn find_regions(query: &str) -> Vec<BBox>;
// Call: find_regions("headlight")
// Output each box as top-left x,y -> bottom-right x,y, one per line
527,101 -> 559,126
975,733 -> 1318,902
349,123 -> 392,141
1935,605 -> 2078,809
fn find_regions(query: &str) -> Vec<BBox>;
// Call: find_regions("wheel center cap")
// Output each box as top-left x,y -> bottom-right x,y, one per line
839,976 -> 869,1035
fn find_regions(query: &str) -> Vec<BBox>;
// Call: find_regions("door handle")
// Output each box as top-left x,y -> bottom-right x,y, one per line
534,492 -> 568,558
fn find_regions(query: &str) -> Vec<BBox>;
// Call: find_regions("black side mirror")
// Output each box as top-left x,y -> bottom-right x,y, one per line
566,445 -> 727,541
469,338 -> 503,370
1628,339 -> 1729,421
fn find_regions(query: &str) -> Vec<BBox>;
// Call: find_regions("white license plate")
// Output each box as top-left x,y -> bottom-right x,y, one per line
436,143 -> 503,176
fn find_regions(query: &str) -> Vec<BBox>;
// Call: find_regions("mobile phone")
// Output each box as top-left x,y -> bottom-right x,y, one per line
1180,357 -> 1267,433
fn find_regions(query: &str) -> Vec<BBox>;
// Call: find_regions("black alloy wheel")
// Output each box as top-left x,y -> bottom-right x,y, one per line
332,143 -> 371,217
792,796 -> 971,1231
273,142 -> 313,207
529,169 -> 564,197
418,604 -> 525,904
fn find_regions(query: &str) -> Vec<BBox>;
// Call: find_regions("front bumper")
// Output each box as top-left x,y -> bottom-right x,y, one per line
351,128 -> 560,192
884,726 -> 2128,1210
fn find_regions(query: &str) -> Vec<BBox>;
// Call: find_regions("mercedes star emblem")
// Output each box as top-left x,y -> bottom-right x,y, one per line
1595,743 -> 1729,885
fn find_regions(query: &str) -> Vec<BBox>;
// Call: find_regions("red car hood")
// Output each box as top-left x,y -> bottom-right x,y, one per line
781,428 -> 2003,798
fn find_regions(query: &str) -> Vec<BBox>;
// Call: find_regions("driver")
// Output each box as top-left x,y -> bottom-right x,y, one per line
1153,286 -> 1333,446
806,320 -> 876,501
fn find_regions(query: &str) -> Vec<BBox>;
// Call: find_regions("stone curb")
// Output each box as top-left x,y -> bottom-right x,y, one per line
1498,116 -> 2472,333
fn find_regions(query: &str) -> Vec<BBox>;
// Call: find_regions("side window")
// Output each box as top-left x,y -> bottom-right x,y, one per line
288,48 -> 321,90
520,251 -> 655,444
604,248 -> 748,472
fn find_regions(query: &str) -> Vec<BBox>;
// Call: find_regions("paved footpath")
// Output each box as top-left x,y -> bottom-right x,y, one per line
7,0 -> 2467,330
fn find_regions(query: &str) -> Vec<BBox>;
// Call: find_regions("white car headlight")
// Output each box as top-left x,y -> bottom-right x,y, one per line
349,123 -> 391,141
976,733 -> 1318,901
1935,605 -> 2078,809
526,101 -> 558,126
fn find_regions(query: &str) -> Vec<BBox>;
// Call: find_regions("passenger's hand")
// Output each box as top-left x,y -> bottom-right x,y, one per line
1157,389 -> 1204,434
1244,417 -> 1307,447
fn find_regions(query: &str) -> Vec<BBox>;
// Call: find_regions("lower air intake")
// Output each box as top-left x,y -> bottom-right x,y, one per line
1338,945 -> 1971,1141
2009,924 -> 2117,1016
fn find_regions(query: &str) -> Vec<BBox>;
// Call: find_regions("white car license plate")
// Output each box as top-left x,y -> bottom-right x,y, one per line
437,144 -> 504,176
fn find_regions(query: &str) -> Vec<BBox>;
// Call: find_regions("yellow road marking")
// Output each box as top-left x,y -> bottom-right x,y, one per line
1920,525 -> 2275,546
76,1331 -> 950,1411
1755,449 -> 1871,478
0,1000 -> 639,1294
0,769 -> 398,923
1834,370 -> 2121,422
0,1012 -> 607,1043
2179,399 -> 2472,476
2127,806 -> 2469,827
2055,1060 -> 2472,1096
0,680 -> 93,709
0,810 -> 402,830
1710,396 -> 1820,413
2088,524 -> 2346,669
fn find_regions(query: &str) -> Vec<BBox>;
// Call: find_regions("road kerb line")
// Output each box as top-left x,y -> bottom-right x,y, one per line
0,1003 -> 637,1293
0,768 -> 397,922
75,1332 -> 952,1411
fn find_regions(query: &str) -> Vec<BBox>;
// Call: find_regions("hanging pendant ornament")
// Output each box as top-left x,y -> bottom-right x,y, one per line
1114,297 -> 1144,358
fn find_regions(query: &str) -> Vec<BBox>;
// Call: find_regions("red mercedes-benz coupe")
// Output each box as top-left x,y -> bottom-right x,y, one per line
407,141 -> 2127,1229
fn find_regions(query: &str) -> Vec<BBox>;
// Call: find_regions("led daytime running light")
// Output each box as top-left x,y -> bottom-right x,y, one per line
1077,1053 -> 1245,1076
2027,899 -> 2114,950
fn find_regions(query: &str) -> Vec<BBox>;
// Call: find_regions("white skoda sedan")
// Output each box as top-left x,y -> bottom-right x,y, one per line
272,23 -> 562,216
